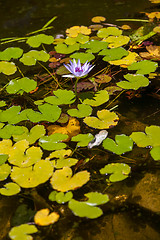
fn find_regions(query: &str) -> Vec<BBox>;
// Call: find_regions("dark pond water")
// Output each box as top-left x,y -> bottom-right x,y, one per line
1,1 -> 160,240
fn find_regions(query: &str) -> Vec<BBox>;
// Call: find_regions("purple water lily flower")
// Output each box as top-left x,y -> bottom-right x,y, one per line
63,59 -> 94,78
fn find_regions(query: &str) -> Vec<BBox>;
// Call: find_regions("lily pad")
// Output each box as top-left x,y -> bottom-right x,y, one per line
0,47 -> 23,60
0,124 -> 24,139
20,50 -> 50,66
45,149 -> 72,160
104,35 -> 130,48
71,133 -> 94,147
99,47 -> 128,61
6,77 -> 37,94
103,134 -> 133,155
67,104 -> 92,118
0,163 -> 11,181
128,60 -> 158,74
0,182 -> 21,196
70,52 -> 95,63
0,61 -> 17,75
0,154 -> 8,165
83,90 -> 109,106
49,191 -> 73,204
84,109 -> 119,129
11,160 -> 54,188
66,25 -> 91,37
50,166 -> 90,192
109,51 -> 139,66
13,125 -> 46,144
100,163 -> 131,182
34,208 -> 59,226
9,224 -> 38,240
26,34 -> 54,47
65,33 -> 89,45
0,106 -> 28,124
44,89 -> 75,105
39,133 -> 68,151
117,74 -> 149,90
97,27 -> 122,38
54,43 -> 80,54
0,100 -> 6,107
81,40 -> 108,53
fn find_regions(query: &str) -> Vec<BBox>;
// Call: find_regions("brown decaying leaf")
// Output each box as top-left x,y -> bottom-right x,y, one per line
140,45 -> 160,60
95,74 -> 112,84
47,117 -> 80,141
74,81 -> 96,92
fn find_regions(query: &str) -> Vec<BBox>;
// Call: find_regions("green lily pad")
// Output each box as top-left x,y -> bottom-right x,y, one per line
53,157 -> 78,168
0,124 -> 24,139
105,35 -> 130,48
150,146 -> 160,161
103,134 -> 133,155
49,191 -> 73,204
39,133 -> 68,151
54,43 -> 80,54
26,104 -> 61,123
6,77 -> 37,94
0,154 -> 8,165
11,160 -> 53,188
9,224 -> 38,240
97,27 -> 122,38
13,125 -> 46,144
83,90 -> 109,106
45,149 -> 72,160
0,100 -> 6,107
0,106 -> 28,124
68,199 -> 102,219
81,40 -> 108,53
0,61 -> 17,75
100,163 -> 131,182
70,52 -> 95,63
71,133 -> 94,147
128,60 -> 158,74
99,47 -> 128,61
85,192 -> 109,206
26,34 -> 54,47
0,182 -> 21,196
0,47 -> 23,60
84,109 -> 119,129
44,89 -> 75,105
67,104 -> 92,118
65,33 -> 89,45
0,163 -> 11,181
117,74 -> 149,90
20,50 -> 50,66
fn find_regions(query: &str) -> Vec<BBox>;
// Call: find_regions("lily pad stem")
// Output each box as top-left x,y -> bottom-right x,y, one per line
74,77 -> 80,96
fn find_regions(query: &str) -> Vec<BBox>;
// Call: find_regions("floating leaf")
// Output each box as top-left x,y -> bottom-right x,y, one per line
84,192 -> 109,205
9,224 -> 38,240
91,16 -> 106,23
13,125 -> 46,144
97,27 -> 122,38
26,104 -> 61,123
99,47 -> 128,61
0,106 -> 28,124
44,89 -> 75,105
50,167 -> 90,192
11,160 -> 54,188
0,182 -> 21,196
81,40 -> 108,53
67,104 -> 92,118
65,33 -> 89,45
26,34 -> 54,47
54,43 -> 80,54
109,51 -> 139,66
0,47 -> 23,60
84,109 -> 119,129
0,124 -> 24,139
128,60 -> 158,74
70,52 -> 95,63
46,149 -> 72,160
104,35 -> 130,48
102,134 -> 133,155
20,50 -> 50,66
66,26 -> 91,37
0,100 -> 6,107
6,77 -> 37,94
53,157 -> 78,168
150,146 -> 160,161
0,163 -> 11,181
100,163 -> 131,182
117,74 -> 149,90
0,61 -> 17,75
39,133 -> 68,151
0,154 -> 8,165
34,208 -> 59,226
71,133 -> 94,147
68,199 -> 102,219
49,191 -> 73,204
83,90 -> 109,106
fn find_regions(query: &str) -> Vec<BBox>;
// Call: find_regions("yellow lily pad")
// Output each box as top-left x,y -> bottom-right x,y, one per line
83,109 -> 119,129
66,26 -> 91,38
50,167 -> 90,192
109,51 -> 139,67
34,208 -> 59,226
91,16 -> 106,23
104,35 -> 130,48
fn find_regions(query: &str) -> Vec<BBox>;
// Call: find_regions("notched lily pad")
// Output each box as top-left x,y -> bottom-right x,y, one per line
0,124 -> 24,139
128,60 -> 158,74
0,61 -> 17,75
44,89 -> 75,105
0,163 -> 11,181
99,47 -> 128,61
20,50 -> 50,65
70,52 -> 95,63
82,90 -> 109,106
0,47 -> 23,60
26,34 -> 54,47
81,40 -> 108,53
6,77 -> 37,94
97,27 -> 122,38
100,163 -> 131,182
71,133 -> 94,147
49,191 -> 73,204
34,208 -> 59,226
67,104 -> 92,118
54,43 -> 80,54
117,74 -> 149,90
39,133 -> 68,151
9,224 -> 38,240
0,182 -> 21,196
